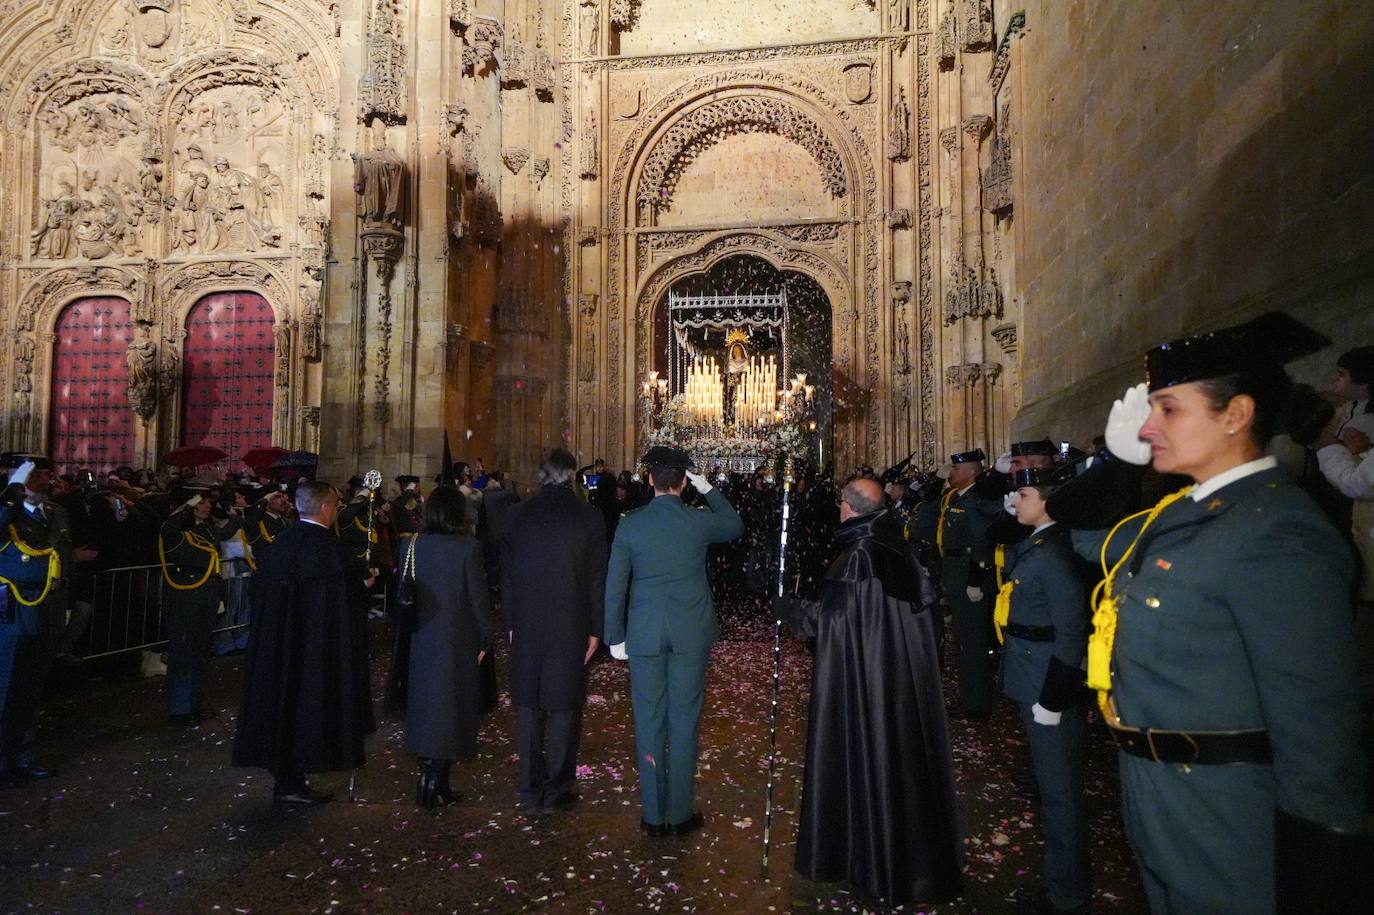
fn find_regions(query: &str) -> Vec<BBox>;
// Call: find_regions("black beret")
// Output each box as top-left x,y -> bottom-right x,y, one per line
641,445 -> 695,470
950,449 -> 986,464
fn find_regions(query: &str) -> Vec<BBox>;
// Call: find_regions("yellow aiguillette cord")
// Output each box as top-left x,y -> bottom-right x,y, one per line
935,487 -> 956,558
158,528 -> 221,591
0,524 -> 61,607
1086,487 -> 1192,715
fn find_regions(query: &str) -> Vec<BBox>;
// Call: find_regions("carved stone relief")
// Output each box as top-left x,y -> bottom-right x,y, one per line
126,323 -> 159,419
960,0 -> 993,53
580,110 -> 599,179
637,96 -> 849,210
360,0 -> 406,125
463,18 -> 502,75
983,100 -> 1013,214
937,8 -> 957,68
991,321 -> 1017,355
886,86 -> 910,161
842,60 -> 873,104
578,293 -> 597,383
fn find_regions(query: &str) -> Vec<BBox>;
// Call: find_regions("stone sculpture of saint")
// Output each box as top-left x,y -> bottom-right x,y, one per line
126,326 -> 158,416
353,119 -> 407,232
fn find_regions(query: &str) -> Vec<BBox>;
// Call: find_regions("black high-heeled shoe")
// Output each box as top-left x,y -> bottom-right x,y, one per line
431,760 -> 463,807
415,758 -> 439,809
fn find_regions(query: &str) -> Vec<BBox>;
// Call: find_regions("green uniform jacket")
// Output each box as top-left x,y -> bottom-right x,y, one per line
244,506 -> 290,563
604,489 -> 744,656
998,524 -> 1089,709
158,513 -> 228,589
939,484 -> 1003,587
1072,467 -> 1363,831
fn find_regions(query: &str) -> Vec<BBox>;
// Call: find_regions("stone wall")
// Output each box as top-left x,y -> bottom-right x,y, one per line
1008,0 -> 1374,444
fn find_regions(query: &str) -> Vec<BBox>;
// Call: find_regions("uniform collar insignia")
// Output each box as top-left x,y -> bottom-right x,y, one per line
1155,558 -> 1172,571
1206,498 -> 1224,511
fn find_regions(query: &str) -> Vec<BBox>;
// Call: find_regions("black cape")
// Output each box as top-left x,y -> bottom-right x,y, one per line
232,521 -> 375,774
780,509 -> 963,907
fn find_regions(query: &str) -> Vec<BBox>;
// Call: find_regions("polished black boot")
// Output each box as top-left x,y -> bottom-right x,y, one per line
431,760 -> 462,807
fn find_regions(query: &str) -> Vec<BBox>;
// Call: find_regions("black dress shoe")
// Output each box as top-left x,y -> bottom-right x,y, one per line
273,786 -> 334,807
167,713 -> 200,727
640,818 -> 668,837
542,792 -> 579,813
1011,887 -> 1091,915
668,812 -> 704,836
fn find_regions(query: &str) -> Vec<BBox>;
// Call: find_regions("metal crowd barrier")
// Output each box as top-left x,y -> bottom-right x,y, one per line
72,560 -> 390,660
74,560 -> 255,660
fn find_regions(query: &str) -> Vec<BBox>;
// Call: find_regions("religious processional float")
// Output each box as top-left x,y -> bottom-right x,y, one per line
639,289 -> 817,476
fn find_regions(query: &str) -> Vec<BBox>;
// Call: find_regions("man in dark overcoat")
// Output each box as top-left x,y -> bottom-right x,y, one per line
777,476 -> 963,908
233,481 -> 376,806
498,449 -> 607,811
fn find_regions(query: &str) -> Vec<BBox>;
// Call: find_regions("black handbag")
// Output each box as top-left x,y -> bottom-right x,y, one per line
394,535 -> 419,631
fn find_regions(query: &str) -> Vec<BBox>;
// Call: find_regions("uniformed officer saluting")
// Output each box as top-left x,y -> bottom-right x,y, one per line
603,445 -> 744,836
937,448 -> 1004,719
0,458 -> 70,788
158,488 -> 238,726
1054,312 -> 1368,914
999,466 -> 1092,915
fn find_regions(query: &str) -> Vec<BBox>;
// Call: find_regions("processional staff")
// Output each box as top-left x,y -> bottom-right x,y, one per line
351,468 -> 383,803
762,454 -> 795,870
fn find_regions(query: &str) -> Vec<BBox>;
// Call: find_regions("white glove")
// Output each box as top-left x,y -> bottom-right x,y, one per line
184,494 -> 203,509
1002,491 -> 1019,516
994,451 -> 1013,474
609,642 -> 628,660
1105,382 -> 1153,465
8,460 -> 36,489
965,586 -> 984,602
1031,702 -> 1063,726
685,470 -> 712,494
935,462 -> 952,480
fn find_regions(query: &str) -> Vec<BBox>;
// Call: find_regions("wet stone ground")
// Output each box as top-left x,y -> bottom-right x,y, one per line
2,602 -> 1147,913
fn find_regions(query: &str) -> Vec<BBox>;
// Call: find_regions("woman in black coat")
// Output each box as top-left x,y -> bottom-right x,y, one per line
402,485 -> 494,807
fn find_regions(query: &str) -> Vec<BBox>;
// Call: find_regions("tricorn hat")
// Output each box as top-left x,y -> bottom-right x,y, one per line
641,445 -> 695,470
950,448 -> 986,464
1144,311 -> 1329,393
1012,466 -> 1065,489
1010,439 -> 1057,457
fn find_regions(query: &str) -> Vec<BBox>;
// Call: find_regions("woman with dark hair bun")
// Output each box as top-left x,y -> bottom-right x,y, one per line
402,484 -> 494,808
1048,312 -> 1367,915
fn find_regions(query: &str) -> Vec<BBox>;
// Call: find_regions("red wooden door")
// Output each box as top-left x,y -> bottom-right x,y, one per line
49,297 -> 136,474
181,292 -> 276,468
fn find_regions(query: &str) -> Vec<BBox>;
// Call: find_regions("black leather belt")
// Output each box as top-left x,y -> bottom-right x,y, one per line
1005,622 -> 1055,642
1104,699 -> 1271,764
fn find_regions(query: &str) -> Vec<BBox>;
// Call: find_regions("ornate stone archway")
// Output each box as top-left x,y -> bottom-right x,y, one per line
587,67 -> 888,471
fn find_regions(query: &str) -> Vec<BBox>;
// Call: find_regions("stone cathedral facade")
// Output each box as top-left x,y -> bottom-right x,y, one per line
4,0 -> 1368,484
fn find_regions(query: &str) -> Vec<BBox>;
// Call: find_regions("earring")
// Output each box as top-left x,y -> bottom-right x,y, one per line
1226,429 -> 1236,436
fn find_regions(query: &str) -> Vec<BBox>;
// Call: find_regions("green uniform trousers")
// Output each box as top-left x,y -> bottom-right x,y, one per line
628,650 -> 709,826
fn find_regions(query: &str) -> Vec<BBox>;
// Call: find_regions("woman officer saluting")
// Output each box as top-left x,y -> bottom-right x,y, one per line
1048,312 -> 1367,915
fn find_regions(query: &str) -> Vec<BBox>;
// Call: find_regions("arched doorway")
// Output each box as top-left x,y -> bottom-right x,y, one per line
49,297 -> 136,474
653,254 -> 834,469
181,292 -> 276,467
